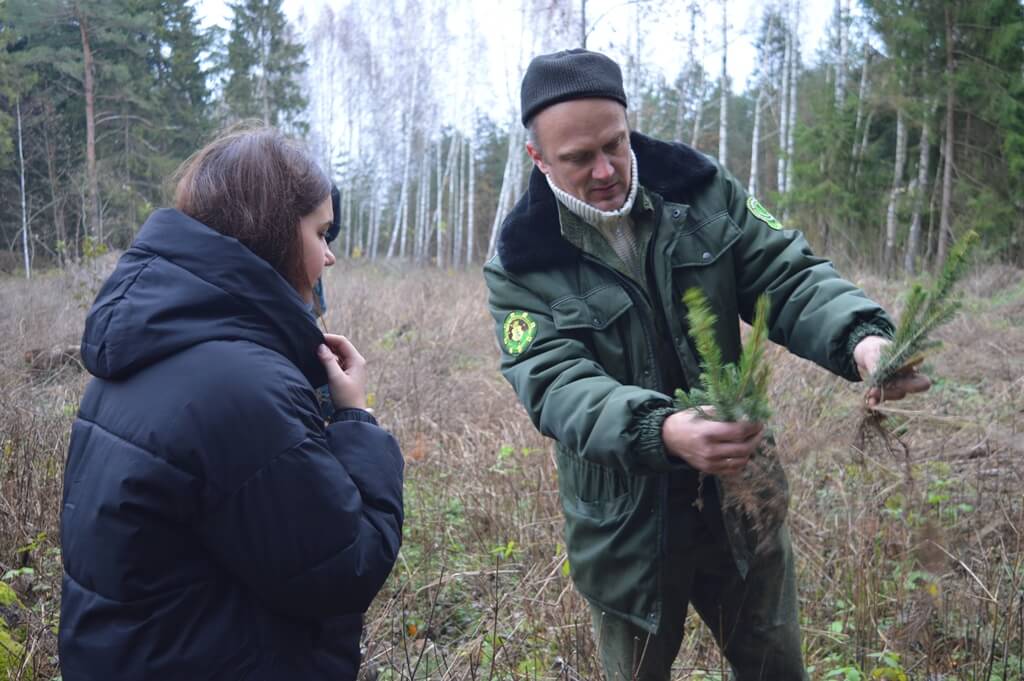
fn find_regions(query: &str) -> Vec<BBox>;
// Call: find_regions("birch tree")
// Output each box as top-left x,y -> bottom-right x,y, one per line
718,0 -> 728,163
884,105 -> 907,272
905,102 -> 934,274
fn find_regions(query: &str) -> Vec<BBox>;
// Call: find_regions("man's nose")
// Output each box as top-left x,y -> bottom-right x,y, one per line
324,246 -> 336,266
593,154 -> 614,180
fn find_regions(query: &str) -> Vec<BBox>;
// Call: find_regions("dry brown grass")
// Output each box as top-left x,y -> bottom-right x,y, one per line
0,258 -> 1022,680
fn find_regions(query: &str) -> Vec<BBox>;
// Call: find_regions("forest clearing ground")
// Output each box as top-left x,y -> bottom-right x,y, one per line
0,260 -> 1021,680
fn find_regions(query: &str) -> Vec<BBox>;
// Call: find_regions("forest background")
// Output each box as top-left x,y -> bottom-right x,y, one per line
0,1 -> 1022,680
1,0 -> 1023,273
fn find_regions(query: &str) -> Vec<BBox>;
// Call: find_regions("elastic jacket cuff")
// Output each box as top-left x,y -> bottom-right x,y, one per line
635,405 -> 690,471
329,407 -> 378,426
844,322 -> 895,382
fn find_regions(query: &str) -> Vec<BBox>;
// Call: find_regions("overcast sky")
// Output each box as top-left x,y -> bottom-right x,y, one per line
196,0 -> 848,120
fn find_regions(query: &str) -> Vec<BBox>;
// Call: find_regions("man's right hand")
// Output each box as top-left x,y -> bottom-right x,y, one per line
661,407 -> 764,476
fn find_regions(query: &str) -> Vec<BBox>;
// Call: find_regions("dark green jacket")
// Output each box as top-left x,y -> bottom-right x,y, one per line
483,133 -> 892,633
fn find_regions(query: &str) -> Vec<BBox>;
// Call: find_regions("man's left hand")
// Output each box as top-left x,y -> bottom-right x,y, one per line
853,335 -> 932,409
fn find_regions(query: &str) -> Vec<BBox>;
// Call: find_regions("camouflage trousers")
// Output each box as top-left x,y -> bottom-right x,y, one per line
589,489 -> 808,681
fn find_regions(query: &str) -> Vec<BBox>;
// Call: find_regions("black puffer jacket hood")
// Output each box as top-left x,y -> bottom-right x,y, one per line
81,207 -> 327,387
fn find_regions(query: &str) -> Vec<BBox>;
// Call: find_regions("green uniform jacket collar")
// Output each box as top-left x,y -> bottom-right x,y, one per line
497,132 -> 718,274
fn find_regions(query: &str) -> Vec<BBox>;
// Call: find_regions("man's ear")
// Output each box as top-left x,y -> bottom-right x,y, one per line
525,141 -> 546,173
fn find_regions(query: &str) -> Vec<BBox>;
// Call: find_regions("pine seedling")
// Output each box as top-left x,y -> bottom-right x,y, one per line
674,288 -> 772,423
869,230 -> 979,389
674,289 -> 786,554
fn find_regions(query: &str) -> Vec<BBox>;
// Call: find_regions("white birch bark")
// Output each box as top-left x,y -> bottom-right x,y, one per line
937,5 -> 956,268
466,136 -> 476,266
749,89 -> 765,196
488,124 -> 525,259
718,0 -> 728,163
777,22 -> 791,194
450,135 -> 462,268
386,66 -> 418,259
834,0 -> 849,109
905,104 -> 934,274
884,105 -> 907,272
851,43 -> 872,162
17,99 -> 30,279
784,3 -> 800,210
369,193 -> 381,260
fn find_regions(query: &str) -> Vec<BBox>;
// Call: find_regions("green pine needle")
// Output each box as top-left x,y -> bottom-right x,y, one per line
870,230 -> 979,388
674,289 -> 773,423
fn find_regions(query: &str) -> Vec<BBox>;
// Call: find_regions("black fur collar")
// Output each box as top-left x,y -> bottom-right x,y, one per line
496,131 -> 718,274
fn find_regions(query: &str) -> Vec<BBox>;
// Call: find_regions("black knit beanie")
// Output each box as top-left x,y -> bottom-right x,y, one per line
520,49 -> 628,126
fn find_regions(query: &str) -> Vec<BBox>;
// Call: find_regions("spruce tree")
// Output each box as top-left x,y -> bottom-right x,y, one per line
224,0 -> 307,133
152,0 -> 212,163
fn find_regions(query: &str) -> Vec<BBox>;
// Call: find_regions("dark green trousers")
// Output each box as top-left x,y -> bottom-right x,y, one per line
589,489 -> 808,681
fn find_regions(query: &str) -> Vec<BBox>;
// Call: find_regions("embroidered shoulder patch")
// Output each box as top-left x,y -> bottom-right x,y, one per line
502,311 -> 537,355
747,196 -> 783,231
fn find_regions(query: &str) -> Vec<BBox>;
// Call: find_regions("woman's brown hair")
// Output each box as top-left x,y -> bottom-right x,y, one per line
173,125 -> 331,290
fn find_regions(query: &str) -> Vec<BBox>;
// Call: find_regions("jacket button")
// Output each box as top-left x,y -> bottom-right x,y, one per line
671,208 -> 681,219
702,251 -> 712,261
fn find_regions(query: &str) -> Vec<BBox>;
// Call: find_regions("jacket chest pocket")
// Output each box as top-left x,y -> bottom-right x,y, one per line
670,210 -> 743,360
550,284 -> 637,385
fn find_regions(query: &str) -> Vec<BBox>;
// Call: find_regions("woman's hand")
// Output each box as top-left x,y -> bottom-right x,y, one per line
317,334 -> 368,410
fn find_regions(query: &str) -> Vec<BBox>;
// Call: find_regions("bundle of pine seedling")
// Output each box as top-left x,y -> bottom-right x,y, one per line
857,230 -> 979,463
674,289 -> 788,553
868,230 -> 980,392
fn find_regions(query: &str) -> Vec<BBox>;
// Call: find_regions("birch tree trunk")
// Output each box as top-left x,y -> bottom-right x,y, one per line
488,124 -> 525,259
937,4 -> 956,269
718,0 -> 728,163
749,89 -> 764,196
884,105 -> 907,272
834,0 -> 849,109
689,4 -> 704,148
777,23 -> 791,194
369,193 -> 381,260
76,3 -> 102,243
851,43 -> 872,164
343,188 -> 352,258
784,3 -> 799,213
386,69 -> 418,259
466,136 -> 476,266
451,136 -> 463,268
17,99 -> 30,279
905,105 -> 933,274
580,0 -> 587,47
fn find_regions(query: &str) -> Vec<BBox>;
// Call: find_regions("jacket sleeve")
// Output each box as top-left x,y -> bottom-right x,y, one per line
196,394 -> 404,620
719,166 -> 894,380
484,261 -> 684,474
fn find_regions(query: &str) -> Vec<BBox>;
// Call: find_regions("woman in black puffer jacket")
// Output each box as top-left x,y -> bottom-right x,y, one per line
59,127 -> 404,681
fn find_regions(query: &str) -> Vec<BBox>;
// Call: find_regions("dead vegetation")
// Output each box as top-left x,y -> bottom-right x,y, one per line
0,259 -> 1021,680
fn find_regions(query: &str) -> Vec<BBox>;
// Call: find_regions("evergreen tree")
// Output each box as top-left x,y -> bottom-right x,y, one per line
0,0 -> 20,164
223,0 -> 307,133
152,0 -> 212,163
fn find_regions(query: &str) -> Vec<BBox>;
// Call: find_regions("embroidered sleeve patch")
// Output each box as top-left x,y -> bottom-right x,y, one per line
747,196 -> 783,231
502,311 -> 537,355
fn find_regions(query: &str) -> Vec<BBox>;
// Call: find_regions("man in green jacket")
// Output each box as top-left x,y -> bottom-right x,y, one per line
484,49 -> 930,681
